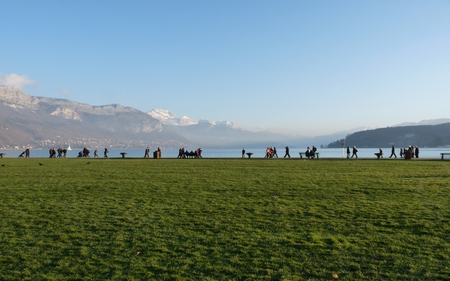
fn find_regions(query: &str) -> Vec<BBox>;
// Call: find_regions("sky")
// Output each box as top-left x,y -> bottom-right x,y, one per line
2,0 -> 450,137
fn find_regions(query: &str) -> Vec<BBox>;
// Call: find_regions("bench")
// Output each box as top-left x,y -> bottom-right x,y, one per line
0,153 -> 4,158
120,152 -> 127,158
246,152 -> 254,158
440,153 -> 450,160
299,152 -> 319,159
374,153 -> 383,159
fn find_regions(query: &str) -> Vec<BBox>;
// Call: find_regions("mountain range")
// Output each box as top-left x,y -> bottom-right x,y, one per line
0,86 -> 190,149
0,86 -> 334,150
1,85 -> 449,150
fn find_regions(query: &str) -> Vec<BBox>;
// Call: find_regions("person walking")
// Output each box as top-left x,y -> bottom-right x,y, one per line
242,148 -> 245,158
389,145 -> 397,158
346,146 -> 350,158
284,146 -> 290,158
351,146 -> 358,158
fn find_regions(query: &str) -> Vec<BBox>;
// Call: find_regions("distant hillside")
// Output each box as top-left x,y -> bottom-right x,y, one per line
0,86 -> 192,149
327,123 -> 450,148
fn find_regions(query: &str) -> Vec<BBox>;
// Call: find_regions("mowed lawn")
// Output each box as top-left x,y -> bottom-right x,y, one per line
0,158 -> 449,280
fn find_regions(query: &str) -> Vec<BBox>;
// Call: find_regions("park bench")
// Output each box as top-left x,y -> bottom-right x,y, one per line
440,153 -> 450,160
120,152 -> 127,158
374,152 -> 383,159
246,152 -> 254,158
0,153 -> 4,158
299,152 -> 319,159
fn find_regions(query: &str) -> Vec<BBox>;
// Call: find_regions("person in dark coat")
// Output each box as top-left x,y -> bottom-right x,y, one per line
351,146 -> 358,158
415,146 -> 419,158
284,146 -> 290,158
389,145 -> 397,158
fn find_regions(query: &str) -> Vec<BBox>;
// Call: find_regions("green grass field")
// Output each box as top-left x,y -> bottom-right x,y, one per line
0,158 -> 449,280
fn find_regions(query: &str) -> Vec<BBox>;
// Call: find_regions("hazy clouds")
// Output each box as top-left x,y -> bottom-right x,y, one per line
0,73 -> 34,88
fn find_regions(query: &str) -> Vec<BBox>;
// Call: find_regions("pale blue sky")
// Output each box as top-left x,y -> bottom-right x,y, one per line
2,0 -> 450,136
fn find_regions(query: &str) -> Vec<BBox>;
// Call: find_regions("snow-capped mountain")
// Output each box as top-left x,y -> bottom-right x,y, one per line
147,109 -> 290,147
147,109 -> 198,126
148,109 -> 237,128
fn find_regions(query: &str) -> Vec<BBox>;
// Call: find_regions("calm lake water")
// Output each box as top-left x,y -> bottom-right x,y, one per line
1,147 -> 449,159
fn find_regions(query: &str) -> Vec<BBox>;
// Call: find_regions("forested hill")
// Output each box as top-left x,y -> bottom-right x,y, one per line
327,123 -> 450,148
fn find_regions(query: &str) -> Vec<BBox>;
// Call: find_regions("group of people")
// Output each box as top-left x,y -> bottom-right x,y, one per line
375,145 -> 420,159
77,148 -> 110,158
399,146 -> 420,159
239,146 -> 318,159
48,147 -> 68,158
377,145 -> 420,159
262,146 -> 298,158
22,145 -> 424,159
263,146 -> 293,158
304,146 -> 318,159
264,147 -> 278,158
346,145 -> 420,159
76,147 -> 91,158
47,147 -> 162,158
177,147 -> 202,158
